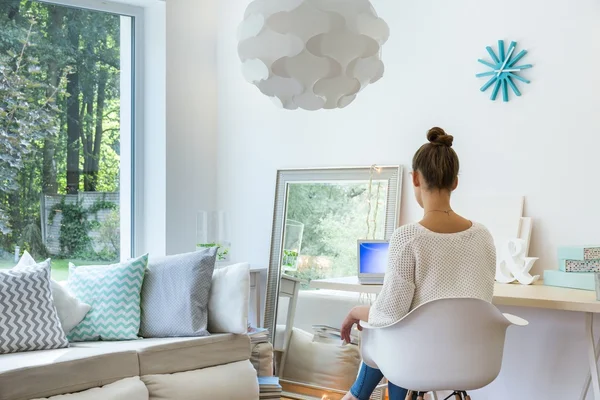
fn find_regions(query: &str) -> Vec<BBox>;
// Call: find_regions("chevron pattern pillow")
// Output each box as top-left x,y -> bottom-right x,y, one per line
0,260 -> 69,354
67,254 -> 148,341
15,251 -> 91,334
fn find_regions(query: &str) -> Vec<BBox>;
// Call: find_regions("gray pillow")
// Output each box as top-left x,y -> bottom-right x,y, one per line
140,248 -> 218,337
0,261 -> 69,354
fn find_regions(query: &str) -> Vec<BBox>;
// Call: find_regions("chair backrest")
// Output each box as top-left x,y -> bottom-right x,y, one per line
360,298 -> 527,392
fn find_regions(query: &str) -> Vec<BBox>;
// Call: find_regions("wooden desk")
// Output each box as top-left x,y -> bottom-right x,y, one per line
310,276 -> 600,399
310,276 -> 600,312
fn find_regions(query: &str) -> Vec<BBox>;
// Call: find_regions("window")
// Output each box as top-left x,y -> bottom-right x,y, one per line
0,0 -> 138,280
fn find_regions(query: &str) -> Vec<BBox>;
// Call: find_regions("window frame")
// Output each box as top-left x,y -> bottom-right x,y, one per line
37,0 -> 145,260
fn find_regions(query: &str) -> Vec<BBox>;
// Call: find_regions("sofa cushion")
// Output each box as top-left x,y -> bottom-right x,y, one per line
67,254 -> 148,342
208,262 -> 250,334
71,334 -> 251,375
250,341 -> 274,377
16,251 -> 91,334
0,260 -> 69,354
141,360 -> 259,400
140,248 -> 218,338
34,377 -> 148,400
0,346 -> 139,400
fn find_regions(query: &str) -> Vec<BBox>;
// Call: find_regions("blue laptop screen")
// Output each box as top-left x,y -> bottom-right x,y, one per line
359,242 -> 389,274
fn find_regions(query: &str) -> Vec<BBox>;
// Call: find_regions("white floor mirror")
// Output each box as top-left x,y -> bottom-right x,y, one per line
263,166 -> 403,399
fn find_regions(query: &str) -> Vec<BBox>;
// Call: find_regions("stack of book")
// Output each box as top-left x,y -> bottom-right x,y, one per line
544,245 -> 600,291
248,325 -> 269,344
258,376 -> 282,399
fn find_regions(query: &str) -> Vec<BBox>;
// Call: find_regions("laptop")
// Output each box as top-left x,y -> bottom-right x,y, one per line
357,240 -> 389,284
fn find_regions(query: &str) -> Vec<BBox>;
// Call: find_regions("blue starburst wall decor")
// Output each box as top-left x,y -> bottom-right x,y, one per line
477,40 -> 533,102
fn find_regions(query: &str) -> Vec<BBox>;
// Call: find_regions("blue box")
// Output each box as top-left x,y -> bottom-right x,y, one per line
544,270 -> 595,291
557,246 -> 600,261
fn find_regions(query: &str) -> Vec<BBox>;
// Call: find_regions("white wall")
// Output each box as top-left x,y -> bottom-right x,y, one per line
216,0 -> 600,398
218,0 -> 600,272
166,0 -> 218,255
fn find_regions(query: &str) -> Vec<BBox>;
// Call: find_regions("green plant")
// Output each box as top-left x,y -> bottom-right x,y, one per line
196,242 -> 230,261
283,249 -> 299,268
49,197 -> 117,259
88,199 -> 118,215
49,199 -> 92,257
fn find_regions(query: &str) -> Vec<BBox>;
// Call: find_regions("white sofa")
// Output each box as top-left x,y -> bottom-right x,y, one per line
0,334 -> 259,400
0,261 -> 261,400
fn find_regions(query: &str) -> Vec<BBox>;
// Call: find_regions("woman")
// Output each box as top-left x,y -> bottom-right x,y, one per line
341,127 -> 496,400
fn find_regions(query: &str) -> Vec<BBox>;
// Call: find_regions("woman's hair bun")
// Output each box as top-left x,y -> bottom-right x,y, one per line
427,127 -> 453,147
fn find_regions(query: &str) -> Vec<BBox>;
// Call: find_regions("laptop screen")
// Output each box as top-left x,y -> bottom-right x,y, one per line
358,241 -> 389,275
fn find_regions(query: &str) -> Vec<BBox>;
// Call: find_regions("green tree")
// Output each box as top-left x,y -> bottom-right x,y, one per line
0,21 -> 61,192
0,16 -> 65,240
0,1 -> 122,258
285,181 -> 388,284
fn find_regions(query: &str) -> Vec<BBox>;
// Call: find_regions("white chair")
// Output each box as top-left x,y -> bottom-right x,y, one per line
359,298 -> 528,400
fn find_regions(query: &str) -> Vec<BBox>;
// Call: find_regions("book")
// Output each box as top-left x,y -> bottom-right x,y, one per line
258,376 -> 282,393
557,246 -> 600,261
248,326 -> 269,343
248,326 -> 268,336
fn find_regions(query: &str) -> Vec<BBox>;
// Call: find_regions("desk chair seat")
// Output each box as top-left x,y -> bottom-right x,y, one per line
360,298 -> 528,398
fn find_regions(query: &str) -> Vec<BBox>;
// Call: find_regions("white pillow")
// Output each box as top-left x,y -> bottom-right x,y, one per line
17,251 -> 91,334
15,250 -> 37,268
50,279 -> 92,333
33,377 -> 148,400
208,262 -> 250,334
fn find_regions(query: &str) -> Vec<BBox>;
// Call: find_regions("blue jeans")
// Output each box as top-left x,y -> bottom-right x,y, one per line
350,362 -> 413,400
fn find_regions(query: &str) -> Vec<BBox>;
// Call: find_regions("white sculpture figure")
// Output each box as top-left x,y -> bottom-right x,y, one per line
495,238 -> 540,285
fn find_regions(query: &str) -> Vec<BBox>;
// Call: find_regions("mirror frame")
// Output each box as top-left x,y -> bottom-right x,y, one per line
264,166 -> 403,341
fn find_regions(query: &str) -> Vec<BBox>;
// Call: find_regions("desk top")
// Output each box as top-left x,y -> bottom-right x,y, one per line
309,276 -> 600,314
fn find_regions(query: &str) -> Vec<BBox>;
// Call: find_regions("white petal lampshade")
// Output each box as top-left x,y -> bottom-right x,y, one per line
237,0 -> 389,110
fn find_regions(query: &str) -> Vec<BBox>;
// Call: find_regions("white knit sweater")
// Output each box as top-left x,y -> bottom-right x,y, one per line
368,222 -> 496,327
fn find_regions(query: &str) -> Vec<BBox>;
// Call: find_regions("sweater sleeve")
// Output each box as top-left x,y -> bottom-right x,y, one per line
368,226 -> 417,327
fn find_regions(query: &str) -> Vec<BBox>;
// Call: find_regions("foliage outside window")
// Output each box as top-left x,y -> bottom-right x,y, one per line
0,1 -> 129,280
284,182 -> 388,288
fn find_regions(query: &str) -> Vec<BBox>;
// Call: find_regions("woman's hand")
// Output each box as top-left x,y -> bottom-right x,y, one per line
341,306 -> 368,343
341,311 -> 360,344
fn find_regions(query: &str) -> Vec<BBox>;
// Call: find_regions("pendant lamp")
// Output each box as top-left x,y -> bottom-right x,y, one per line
237,0 -> 389,110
